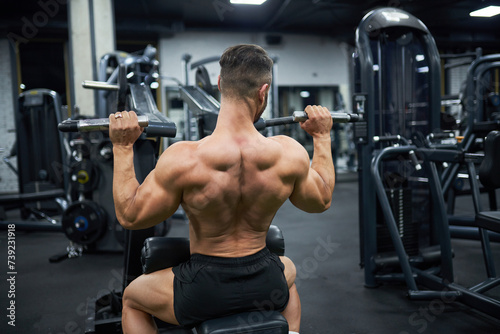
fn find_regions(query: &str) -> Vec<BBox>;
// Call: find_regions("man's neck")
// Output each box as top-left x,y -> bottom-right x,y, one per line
214,97 -> 260,134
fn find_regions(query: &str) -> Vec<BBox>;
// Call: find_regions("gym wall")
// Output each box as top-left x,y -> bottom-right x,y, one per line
158,31 -> 352,117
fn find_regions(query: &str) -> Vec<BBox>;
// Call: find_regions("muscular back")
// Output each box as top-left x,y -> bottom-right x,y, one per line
111,105 -> 333,260
163,131 -> 308,257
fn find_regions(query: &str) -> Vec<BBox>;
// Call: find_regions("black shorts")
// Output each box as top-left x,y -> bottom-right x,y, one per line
172,247 -> 289,327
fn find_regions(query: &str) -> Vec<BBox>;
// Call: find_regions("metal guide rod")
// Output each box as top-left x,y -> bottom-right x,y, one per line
82,80 -> 119,91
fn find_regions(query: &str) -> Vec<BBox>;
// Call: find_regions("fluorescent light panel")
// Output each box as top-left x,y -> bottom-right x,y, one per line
230,0 -> 267,5
470,5 -> 500,17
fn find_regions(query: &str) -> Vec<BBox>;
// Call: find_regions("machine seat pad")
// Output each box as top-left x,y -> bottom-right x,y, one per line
141,237 -> 190,274
479,130 -> 500,189
476,211 -> 500,234
195,310 -> 288,334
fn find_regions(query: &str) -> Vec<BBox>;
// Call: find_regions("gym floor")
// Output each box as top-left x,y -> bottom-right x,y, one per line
1,173 -> 500,334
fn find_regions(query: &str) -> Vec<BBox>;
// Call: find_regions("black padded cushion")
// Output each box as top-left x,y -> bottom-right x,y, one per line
195,310 -> 288,334
141,225 -> 285,274
265,225 -> 285,256
479,130 -> 500,189
141,237 -> 190,274
476,211 -> 500,233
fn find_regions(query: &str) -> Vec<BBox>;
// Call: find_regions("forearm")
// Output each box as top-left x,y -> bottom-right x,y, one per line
290,105 -> 335,212
113,145 -> 140,226
310,133 -> 335,201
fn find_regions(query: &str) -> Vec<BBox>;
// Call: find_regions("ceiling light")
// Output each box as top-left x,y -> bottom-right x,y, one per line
470,5 -> 500,17
230,0 -> 267,5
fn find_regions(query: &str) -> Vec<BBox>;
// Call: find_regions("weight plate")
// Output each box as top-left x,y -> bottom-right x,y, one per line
70,160 -> 99,193
97,140 -> 113,162
62,200 -> 107,245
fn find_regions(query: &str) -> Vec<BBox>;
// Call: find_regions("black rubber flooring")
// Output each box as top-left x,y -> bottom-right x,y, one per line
1,176 -> 500,333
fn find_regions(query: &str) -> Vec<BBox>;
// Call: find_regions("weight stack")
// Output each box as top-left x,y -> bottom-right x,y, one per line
376,188 -> 419,256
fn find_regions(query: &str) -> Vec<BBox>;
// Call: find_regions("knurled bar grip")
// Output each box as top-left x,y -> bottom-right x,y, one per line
292,111 -> 362,123
58,116 -> 177,138
254,111 -> 361,131
58,115 -> 149,132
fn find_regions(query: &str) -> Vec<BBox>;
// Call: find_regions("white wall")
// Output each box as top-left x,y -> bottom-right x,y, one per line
158,32 -> 352,114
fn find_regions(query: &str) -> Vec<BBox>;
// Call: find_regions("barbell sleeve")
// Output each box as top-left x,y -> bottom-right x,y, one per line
143,121 -> 177,138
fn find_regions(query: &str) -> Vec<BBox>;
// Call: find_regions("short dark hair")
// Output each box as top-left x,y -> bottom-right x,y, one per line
219,44 -> 273,99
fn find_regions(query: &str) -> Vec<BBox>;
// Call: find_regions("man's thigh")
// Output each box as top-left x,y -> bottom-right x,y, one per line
279,256 -> 296,289
123,267 -> 178,325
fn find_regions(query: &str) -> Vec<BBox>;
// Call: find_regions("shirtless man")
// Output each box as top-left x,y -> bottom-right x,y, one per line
109,44 -> 335,334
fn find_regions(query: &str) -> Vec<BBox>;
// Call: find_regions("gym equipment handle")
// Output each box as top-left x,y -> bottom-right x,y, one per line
254,111 -> 361,131
292,111 -> 362,123
58,115 -> 177,138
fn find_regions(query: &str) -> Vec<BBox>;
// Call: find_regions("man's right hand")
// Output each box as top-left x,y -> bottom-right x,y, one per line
299,105 -> 333,138
109,110 -> 144,148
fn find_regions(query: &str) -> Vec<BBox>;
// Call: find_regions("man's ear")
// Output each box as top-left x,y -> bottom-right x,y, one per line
258,83 -> 269,102
217,75 -> 221,91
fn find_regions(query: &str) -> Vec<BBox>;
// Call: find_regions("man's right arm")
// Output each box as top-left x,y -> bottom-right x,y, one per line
289,105 -> 335,213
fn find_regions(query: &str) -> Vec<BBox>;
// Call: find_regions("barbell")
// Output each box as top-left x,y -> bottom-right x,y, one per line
58,114 -> 177,137
59,110 -> 361,135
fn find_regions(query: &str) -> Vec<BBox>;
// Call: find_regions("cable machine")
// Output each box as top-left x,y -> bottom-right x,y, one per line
353,7 -> 442,288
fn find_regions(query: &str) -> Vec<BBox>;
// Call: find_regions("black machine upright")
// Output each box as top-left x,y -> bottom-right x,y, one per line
353,7 -> 442,288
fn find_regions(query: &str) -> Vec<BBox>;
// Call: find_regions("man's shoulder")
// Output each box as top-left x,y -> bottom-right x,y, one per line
268,135 -> 303,150
167,140 -> 203,153
267,135 -> 309,167
157,140 -> 200,168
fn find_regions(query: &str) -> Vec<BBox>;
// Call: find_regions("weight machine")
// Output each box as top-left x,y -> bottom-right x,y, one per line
0,89 -> 68,230
370,132 -> 500,319
353,7 -> 442,288
354,7 -> 500,319
441,54 -> 500,240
